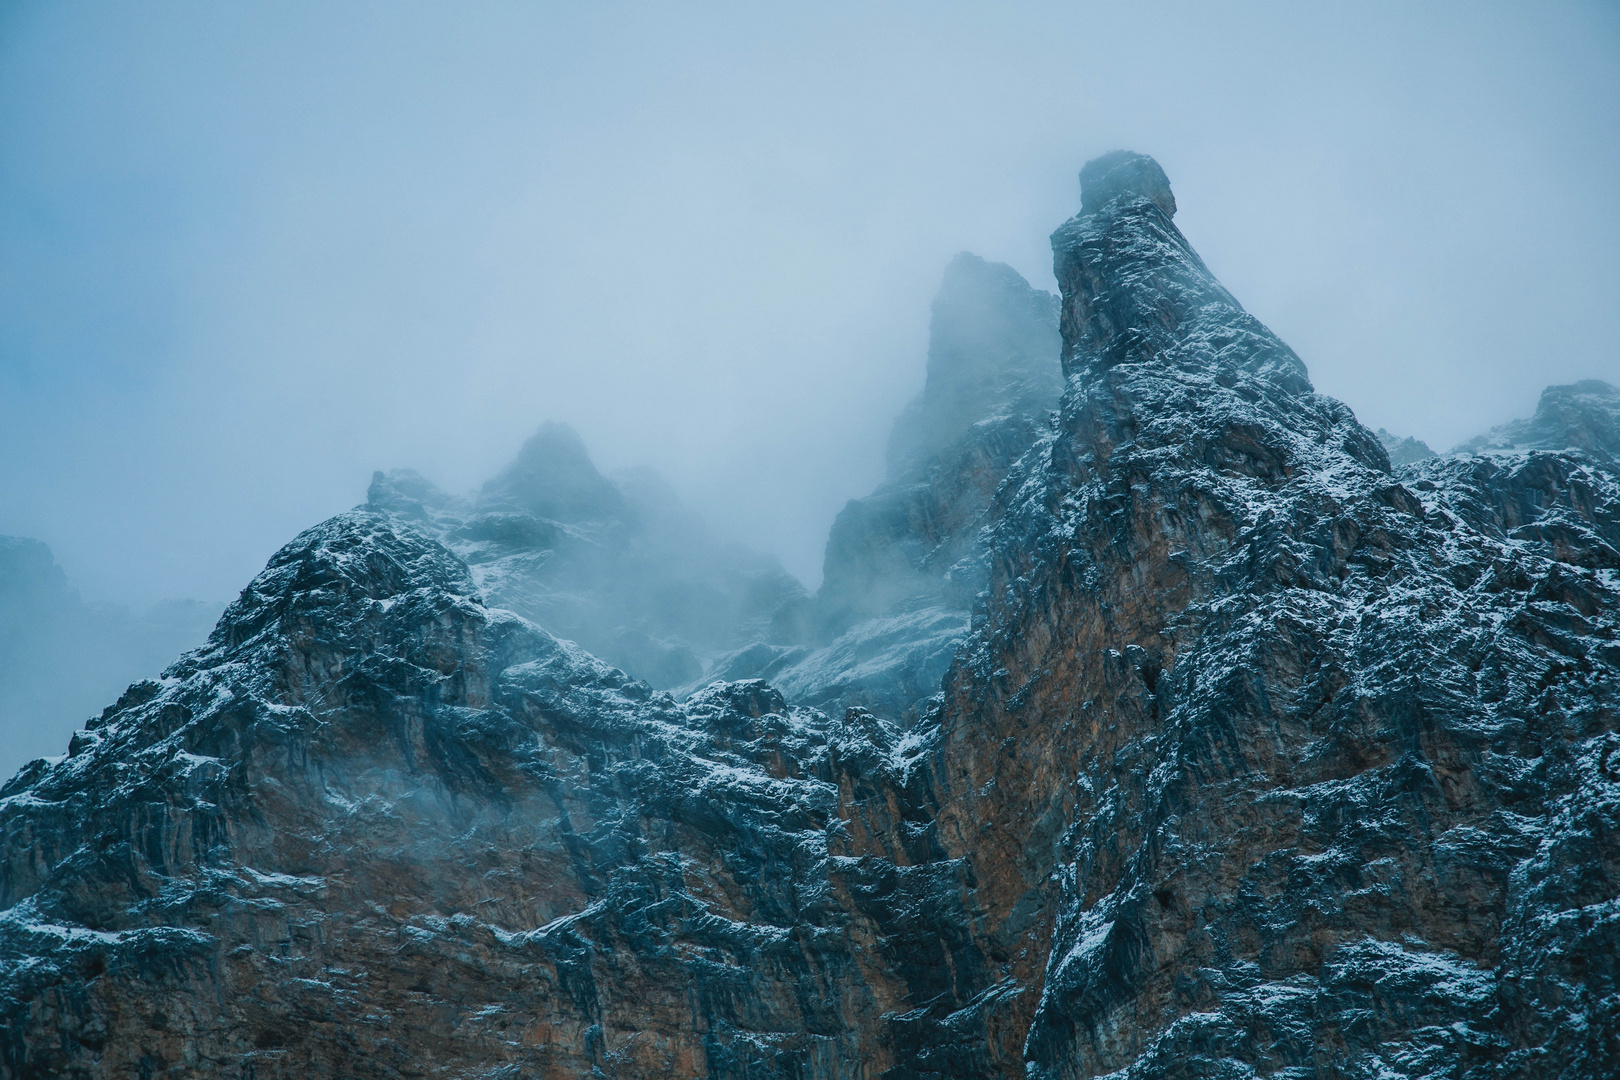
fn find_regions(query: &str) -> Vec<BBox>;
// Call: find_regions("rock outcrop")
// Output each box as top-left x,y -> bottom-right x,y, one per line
1,153 -> 1616,1080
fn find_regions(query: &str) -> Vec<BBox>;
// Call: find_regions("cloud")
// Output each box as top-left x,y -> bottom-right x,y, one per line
1,0 -> 1617,609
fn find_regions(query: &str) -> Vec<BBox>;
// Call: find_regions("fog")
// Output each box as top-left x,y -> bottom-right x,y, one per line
2,0 -> 1618,614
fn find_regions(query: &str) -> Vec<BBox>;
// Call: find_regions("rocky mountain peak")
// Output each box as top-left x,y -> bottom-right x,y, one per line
362,423 -> 804,690
885,251 -> 1061,478
1078,149 -> 1176,219
479,420 -> 631,523
3,155 -> 1618,1080
1054,152 -> 1313,399
1454,377 -> 1620,460
365,467 -> 456,519
1376,427 -> 1438,466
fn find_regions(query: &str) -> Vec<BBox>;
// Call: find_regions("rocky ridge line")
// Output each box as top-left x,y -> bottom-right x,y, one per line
0,152 -> 1616,1079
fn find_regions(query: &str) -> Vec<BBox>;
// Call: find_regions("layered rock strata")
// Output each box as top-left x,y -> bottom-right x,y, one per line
1,152 -> 1617,1080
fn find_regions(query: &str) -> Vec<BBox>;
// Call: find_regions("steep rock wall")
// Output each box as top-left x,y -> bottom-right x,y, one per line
914,152 -> 1620,1078
1,152 -> 1616,1080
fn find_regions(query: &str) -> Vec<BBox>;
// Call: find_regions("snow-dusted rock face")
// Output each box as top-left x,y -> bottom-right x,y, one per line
0,513 -> 967,1076
910,154 -> 1620,1076
2,153 -> 1617,1079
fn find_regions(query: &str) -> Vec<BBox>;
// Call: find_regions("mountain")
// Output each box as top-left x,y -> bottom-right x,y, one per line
1375,427 -> 1437,466
367,421 -> 805,689
695,251 -> 1063,724
1452,378 -> 1620,461
1,152 -> 1617,1079
0,537 -> 221,778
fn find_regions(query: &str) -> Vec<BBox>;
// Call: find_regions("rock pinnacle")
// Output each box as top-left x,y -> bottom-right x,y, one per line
1079,149 -> 1176,218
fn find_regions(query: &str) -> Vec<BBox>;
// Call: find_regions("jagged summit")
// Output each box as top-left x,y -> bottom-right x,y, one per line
365,467 -> 455,518
480,420 -> 632,522
1078,149 -> 1176,219
885,252 -> 1061,478
1056,153 -> 1317,399
2,156 -> 1617,1080
1454,378 -> 1620,460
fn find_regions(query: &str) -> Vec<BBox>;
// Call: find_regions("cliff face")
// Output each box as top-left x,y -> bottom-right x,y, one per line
2,153 -> 1617,1080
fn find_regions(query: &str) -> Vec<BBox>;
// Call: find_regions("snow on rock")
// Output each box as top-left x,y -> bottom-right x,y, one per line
1,153 -> 1617,1078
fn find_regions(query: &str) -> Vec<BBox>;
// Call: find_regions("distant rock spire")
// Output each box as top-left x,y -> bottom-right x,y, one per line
1376,428 -> 1438,467
480,420 -> 632,523
884,252 -> 1061,478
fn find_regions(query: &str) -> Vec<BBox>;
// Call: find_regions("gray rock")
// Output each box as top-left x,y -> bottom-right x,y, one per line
1,151 -> 1616,1080
1376,427 -> 1437,466
1078,150 -> 1177,220
1454,379 -> 1620,461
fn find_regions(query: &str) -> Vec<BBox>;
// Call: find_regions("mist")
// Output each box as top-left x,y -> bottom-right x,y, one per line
2,0 -> 1617,611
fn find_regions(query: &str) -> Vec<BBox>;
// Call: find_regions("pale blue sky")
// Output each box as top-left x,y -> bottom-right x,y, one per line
3,1 -> 1618,604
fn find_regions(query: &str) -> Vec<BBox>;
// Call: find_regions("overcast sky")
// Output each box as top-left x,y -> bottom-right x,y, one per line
3,1 -> 1617,606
